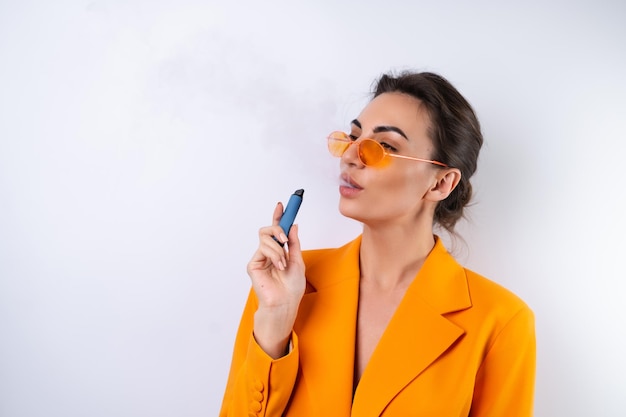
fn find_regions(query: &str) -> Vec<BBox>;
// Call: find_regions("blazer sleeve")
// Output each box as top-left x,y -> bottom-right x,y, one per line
219,288 -> 300,417
470,305 -> 536,417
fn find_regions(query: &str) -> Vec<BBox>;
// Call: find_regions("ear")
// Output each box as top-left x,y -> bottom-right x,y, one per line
426,168 -> 462,202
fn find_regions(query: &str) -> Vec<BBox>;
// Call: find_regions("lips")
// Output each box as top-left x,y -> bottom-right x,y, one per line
340,173 -> 363,189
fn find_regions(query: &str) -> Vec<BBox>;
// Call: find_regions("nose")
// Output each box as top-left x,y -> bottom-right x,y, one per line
340,137 -> 364,167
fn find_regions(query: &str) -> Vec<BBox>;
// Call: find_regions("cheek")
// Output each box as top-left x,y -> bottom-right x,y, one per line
376,166 -> 430,196
356,169 -> 423,216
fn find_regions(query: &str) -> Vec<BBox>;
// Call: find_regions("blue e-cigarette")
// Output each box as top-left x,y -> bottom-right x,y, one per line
274,189 -> 304,247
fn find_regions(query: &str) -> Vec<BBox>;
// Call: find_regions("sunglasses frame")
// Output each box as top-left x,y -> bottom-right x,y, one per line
327,131 -> 449,168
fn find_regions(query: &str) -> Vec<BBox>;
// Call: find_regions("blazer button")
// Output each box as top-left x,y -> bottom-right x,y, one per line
249,400 -> 262,413
252,390 -> 263,402
253,378 -> 264,392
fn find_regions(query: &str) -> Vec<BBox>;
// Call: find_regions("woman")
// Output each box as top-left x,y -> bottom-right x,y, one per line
220,71 -> 536,416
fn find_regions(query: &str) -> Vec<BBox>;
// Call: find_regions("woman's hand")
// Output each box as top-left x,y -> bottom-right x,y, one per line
247,202 -> 306,358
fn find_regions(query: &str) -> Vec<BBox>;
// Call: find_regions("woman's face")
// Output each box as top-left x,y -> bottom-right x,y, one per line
338,92 -> 442,226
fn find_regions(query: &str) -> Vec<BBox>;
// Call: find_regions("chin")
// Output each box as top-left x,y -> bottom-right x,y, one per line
338,200 -> 367,223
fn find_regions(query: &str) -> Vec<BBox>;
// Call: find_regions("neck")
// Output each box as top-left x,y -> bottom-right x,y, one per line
359,221 -> 436,291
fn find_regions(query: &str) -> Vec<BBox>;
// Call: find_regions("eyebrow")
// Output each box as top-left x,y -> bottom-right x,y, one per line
351,119 -> 409,140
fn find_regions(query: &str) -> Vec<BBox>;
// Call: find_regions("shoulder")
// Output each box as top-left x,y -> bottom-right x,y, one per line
465,268 -> 531,314
428,238 -> 532,329
460,267 -> 534,340
421,238 -> 531,318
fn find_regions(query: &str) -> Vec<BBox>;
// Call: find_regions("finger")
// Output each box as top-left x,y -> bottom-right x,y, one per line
259,225 -> 289,247
285,224 -> 302,266
247,249 -> 273,272
249,245 -> 284,272
259,234 -> 288,270
272,202 -> 284,226
252,231 -> 286,259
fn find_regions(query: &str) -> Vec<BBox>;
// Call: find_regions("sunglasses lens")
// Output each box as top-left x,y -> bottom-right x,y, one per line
359,139 -> 385,166
328,132 -> 350,157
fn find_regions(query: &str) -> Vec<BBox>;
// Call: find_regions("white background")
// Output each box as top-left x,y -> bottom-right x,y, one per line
1,0 -> 625,416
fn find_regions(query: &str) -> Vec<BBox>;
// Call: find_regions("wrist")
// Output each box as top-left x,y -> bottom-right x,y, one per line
253,307 -> 297,359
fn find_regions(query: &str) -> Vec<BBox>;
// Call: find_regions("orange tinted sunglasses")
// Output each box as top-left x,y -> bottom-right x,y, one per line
327,131 -> 449,168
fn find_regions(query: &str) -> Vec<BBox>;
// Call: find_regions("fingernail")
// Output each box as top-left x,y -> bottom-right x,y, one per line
280,233 -> 288,243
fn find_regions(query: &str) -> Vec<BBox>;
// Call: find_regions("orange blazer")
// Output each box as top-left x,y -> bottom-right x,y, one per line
220,236 -> 536,416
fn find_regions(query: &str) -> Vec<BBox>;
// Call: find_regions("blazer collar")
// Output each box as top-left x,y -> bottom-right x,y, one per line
352,237 -> 472,415
407,236 -> 472,315
304,235 -> 471,313
299,235 -> 472,416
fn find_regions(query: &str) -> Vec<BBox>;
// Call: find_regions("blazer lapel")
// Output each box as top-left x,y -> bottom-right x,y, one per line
294,237 -> 362,415
352,238 -> 472,416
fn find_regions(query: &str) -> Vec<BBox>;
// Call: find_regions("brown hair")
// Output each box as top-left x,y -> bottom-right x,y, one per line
373,71 -> 484,234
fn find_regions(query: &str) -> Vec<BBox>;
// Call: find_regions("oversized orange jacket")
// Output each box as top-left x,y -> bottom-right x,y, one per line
220,236 -> 536,416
